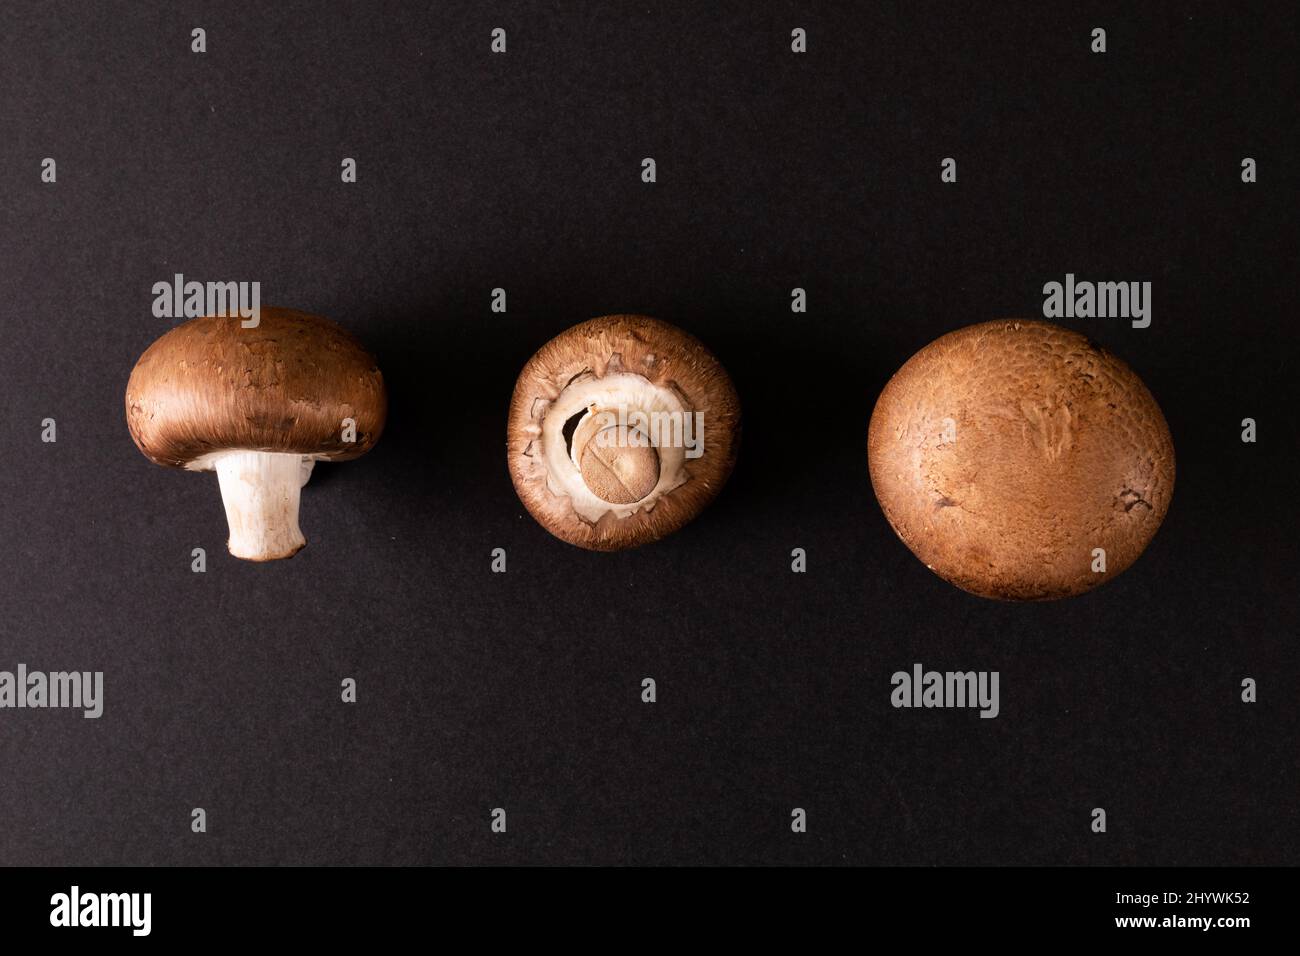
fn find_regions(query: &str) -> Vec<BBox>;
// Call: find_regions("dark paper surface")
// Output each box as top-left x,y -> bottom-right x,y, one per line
0,1 -> 1295,865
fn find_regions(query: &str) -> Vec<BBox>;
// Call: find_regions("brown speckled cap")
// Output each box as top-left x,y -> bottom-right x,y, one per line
868,319 -> 1174,600
125,308 -> 386,470
507,315 -> 741,551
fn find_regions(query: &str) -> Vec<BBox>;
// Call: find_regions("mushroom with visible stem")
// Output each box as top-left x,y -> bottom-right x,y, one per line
125,308 -> 387,561
507,314 -> 741,550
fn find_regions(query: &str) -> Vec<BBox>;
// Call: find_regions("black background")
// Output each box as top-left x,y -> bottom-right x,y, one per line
1,1 -> 1295,866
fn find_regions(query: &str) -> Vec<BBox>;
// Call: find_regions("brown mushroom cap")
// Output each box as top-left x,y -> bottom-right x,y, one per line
125,308 -> 387,469
867,319 -> 1175,600
507,314 -> 741,550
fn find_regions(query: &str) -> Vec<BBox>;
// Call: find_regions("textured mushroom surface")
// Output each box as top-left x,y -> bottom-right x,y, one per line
125,307 -> 386,560
126,308 -> 386,469
508,315 -> 741,550
867,320 -> 1174,600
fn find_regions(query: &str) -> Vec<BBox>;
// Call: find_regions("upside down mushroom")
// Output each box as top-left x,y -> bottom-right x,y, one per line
125,308 -> 386,561
507,315 -> 741,550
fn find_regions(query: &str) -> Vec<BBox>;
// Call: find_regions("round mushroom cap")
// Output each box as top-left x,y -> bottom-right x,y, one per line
867,319 -> 1175,600
507,314 -> 741,551
125,308 -> 387,469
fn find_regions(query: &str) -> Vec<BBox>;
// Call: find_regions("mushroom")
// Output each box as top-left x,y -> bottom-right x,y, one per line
125,308 -> 387,561
507,315 -> 741,550
867,320 -> 1174,600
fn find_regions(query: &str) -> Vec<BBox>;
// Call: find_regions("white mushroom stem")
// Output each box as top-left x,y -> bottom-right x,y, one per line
537,373 -> 692,522
213,451 -> 310,561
